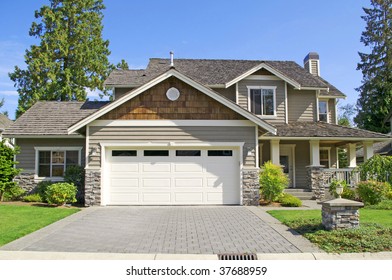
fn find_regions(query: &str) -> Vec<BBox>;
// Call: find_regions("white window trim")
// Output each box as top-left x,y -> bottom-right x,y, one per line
247,86 -> 277,118
34,146 -> 83,180
319,147 -> 331,168
318,99 -> 329,123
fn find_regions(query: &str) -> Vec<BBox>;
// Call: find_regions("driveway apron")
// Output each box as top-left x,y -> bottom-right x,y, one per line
1,206 -> 300,254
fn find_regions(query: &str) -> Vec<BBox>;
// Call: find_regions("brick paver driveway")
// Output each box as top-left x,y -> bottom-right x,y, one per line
3,206 -> 300,254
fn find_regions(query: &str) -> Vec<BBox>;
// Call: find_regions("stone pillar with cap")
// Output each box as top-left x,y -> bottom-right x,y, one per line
320,198 -> 364,230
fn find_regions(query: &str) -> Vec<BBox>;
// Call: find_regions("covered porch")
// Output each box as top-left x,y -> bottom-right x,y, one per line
259,122 -> 391,199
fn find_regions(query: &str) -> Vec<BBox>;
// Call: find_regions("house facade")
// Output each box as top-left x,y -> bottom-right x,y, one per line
4,53 -> 390,206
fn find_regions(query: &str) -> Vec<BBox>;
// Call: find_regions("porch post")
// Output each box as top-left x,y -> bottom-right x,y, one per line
309,140 -> 320,166
270,139 -> 280,165
347,143 -> 357,168
363,141 -> 374,161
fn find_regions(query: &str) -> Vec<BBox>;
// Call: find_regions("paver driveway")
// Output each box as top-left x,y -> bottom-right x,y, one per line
3,206 -> 300,254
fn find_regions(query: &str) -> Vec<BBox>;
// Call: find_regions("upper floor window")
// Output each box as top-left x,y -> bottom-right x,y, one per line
248,86 -> 276,116
319,100 -> 328,122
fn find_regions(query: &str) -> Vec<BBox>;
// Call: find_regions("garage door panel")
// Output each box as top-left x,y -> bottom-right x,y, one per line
143,178 -> 171,188
142,193 -> 171,203
111,178 -> 139,188
174,178 -> 203,188
111,163 -> 139,172
173,163 -> 203,172
142,163 -> 171,172
111,193 -> 139,204
175,193 -> 203,203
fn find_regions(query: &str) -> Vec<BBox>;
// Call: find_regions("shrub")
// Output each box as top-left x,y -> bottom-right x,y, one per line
0,140 -> 20,201
356,180 -> 391,205
2,185 -> 25,201
259,161 -> 289,203
36,180 -> 53,202
366,200 -> 392,210
64,165 -> 85,204
45,182 -> 77,206
328,180 -> 356,200
278,193 -> 302,207
23,193 -> 43,203
358,155 -> 392,185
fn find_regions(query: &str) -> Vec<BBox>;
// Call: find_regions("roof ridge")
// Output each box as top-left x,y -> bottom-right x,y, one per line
149,57 -> 296,63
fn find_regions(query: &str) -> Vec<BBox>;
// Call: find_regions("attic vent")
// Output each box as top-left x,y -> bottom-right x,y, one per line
218,253 -> 258,260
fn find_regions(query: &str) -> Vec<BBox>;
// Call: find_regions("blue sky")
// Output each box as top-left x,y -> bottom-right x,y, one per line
0,0 -> 369,120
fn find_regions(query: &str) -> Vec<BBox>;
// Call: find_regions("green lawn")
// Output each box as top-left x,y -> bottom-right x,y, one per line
268,209 -> 392,253
0,205 -> 80,246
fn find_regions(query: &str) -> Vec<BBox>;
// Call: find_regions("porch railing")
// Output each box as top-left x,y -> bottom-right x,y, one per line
322,168 -> 360,187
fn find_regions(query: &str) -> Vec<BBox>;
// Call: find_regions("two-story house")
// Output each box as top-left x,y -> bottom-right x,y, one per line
4,52 -> 390,206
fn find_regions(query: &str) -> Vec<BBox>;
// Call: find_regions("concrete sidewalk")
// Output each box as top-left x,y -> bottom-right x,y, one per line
1,250 -> 392,260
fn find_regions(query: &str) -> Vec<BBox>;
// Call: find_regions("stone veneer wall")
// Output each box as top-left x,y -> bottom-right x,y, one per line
242,168 -> 260,206
85,169 -> 101,206
13,172 -> 36,193
306,166 -> 324,199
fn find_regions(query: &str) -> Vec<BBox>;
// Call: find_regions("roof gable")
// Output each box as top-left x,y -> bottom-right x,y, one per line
69,69 -> 276,134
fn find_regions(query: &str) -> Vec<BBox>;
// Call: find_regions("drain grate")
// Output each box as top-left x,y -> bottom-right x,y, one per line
218,253 -> 258,260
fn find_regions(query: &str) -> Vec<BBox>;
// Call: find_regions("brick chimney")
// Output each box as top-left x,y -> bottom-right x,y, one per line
304,52 -> 320,76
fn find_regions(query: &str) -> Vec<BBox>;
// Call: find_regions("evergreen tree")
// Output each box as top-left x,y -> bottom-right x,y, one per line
9,0 -> 112,118
116,59 -> 129,70
355,0 -> 392,133
0,98 -> 8,117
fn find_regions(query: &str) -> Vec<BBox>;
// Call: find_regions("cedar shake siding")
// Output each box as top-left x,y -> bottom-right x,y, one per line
101,77 -> 245,120
214,85 -> 236,102
114,87 -> 134,100
15,138 -> 86,171
287,87 -> 316,122
88,126 -> 257,168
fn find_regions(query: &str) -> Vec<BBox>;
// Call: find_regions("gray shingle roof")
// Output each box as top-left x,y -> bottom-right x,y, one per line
0,114 -> 13,131
104,58 -> 345,97
3,101 -> 108,136
265,122 -> 391,139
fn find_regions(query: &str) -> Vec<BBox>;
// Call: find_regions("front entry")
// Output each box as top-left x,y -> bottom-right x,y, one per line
280,145 -> 295,188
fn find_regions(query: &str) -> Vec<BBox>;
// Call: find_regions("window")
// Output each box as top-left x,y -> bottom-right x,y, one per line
319,100 -> 328,122
248,86 -> 276,116
112,150 -> 137,157
176,150 -> 201,157
37,148 -> 81,178
208,150 -> 233,156
320,148 -> 330,168
144,150 -> 169,156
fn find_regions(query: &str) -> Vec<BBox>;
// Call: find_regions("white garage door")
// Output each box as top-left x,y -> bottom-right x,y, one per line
105,148 -> 240,205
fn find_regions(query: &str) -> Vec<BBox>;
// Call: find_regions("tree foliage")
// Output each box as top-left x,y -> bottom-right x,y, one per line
0,141 -> 20,201
0,98 -> 8,117
355,0 -> 392,133
9,0 -> 112,117
116,59 -> 129,70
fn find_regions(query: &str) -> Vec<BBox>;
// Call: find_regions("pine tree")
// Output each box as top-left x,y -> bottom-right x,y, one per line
116,59 -> 129,70
355,0 -> 392,133
9,0 -> 112,118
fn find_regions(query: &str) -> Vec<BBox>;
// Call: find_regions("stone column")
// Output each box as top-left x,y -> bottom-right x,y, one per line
84,169 -> 101,206
320,198 -> 364,230
242,168 -> 260,206
306,165 -> 324,199
13,172 -> 37,194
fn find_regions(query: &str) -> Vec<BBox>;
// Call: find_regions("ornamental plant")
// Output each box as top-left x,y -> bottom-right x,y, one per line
259,161 -> 289,203
358,155 -> 392,184
356,180 -> 391,205
0,140 -> 20,201
328,179 -> 356,200
45,182 -> 77,206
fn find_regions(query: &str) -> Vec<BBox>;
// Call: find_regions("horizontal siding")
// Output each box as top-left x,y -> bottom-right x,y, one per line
214,85 -> 236,102
328,99 -> 336,124
16,138 -> 86,171
237,79 -> 286,123
89,126 -> 256,167
287,87 -> 316,122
